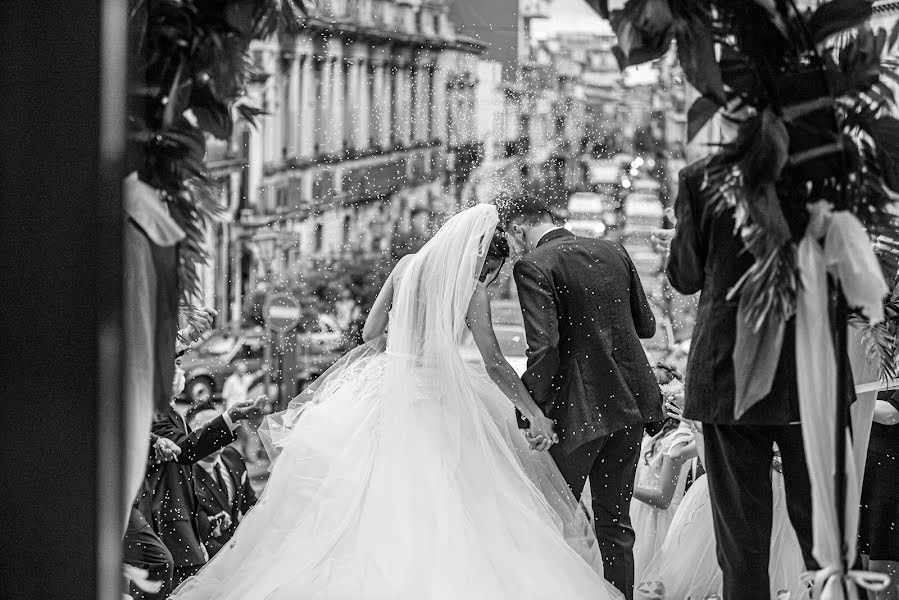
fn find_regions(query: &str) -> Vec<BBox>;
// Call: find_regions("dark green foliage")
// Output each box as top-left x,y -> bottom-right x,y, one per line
128,0 -> 307,310
585,0 -> 899,372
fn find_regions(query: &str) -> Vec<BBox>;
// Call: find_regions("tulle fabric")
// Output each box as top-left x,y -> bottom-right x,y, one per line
636,472 -> 807,600
630,427 -> 694,583
171,205 -> 622,599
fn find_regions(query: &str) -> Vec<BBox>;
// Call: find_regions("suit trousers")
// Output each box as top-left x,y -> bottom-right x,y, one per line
123,508 -> 174,600
551,425 -> 642,600
703,424 -> 819,600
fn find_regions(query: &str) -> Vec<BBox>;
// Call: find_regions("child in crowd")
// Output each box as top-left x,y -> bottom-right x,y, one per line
630,364 -> 698,583
636,422 -> 806,599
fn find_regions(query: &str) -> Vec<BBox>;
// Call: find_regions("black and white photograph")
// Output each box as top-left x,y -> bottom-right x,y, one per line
3,0 -> 899,599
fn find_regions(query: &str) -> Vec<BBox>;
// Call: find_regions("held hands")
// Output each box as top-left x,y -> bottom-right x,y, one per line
153,436 -> 182,463
227,395 -> 271,421
524,413 -> 559,452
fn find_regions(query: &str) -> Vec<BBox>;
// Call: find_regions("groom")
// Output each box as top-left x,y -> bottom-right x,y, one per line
499,195 -> 663,599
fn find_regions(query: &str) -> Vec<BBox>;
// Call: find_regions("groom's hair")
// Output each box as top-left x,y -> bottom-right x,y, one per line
495,193 -> 554,229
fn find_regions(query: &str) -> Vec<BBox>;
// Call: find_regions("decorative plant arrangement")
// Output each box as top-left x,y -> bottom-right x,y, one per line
588,0 -> 899,366
127,0 -> 308,320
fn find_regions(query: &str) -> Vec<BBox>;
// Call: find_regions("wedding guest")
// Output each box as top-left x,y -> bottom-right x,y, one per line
666,145 -> 819,598
636,448 -> 806,600
222,362 -> 264,411
142,355 -> 269,586
187,402 -> 258,558
124,433 -> 182,599
334,288 -> 361,332
859,389 -> 899,600
630,366 -> 697,581
222,360 -> 267,463
630,404 -> 696,582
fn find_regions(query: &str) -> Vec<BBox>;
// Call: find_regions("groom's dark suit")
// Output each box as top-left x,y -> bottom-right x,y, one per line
514,228 -> 662,599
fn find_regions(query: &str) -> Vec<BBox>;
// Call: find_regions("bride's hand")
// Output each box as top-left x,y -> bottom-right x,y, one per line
526,414 -> 558,452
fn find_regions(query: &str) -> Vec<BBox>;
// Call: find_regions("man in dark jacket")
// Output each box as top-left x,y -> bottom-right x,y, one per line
139,358 -> 269,587
666,156 -> 818,600
499,194 -> 662,600
187,403 -> 258,558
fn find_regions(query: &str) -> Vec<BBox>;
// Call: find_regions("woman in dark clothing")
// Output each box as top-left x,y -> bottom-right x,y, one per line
859,390 -> 899,600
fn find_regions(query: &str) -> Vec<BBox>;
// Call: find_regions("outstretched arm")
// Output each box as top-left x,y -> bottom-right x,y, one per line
362,255 -> 411,342
466,283 -> 555,441
151,411 -> 236,465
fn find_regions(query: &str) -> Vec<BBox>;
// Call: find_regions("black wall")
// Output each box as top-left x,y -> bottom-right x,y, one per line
0,2 -> 125,598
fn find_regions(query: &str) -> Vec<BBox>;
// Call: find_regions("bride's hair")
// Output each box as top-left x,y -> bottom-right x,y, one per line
487,226 -> 510,260
481,227 -> 510,286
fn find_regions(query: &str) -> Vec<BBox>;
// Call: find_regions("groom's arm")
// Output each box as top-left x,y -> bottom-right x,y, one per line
513,259 -> 560,429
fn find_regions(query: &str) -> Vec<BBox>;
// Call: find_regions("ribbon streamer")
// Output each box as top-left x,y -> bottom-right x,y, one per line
796,203 -> 887,600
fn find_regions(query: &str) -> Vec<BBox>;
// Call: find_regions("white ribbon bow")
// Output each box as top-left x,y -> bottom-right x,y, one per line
802,567 -> 891,600
796,202 -> 888,600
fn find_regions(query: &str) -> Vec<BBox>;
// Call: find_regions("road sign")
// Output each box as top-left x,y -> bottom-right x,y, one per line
263,292 -> 302,333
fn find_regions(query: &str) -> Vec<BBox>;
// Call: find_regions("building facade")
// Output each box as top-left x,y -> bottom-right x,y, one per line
200,0 -> 490,327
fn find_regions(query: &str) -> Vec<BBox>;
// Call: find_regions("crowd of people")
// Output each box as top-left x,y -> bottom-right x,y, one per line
118,183 -> 898,600
122,311 -> 270,599
620,365 -> 899,600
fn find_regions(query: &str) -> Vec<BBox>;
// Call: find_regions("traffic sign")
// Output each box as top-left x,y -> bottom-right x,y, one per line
263,292 -> 302,333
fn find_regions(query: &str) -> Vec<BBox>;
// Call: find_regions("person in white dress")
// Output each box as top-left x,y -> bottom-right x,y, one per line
170,204 -> 624,600
635,428 -> 806,600
630,421 -> 696,584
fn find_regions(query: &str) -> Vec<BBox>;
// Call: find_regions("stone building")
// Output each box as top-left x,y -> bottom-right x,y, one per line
204,0 -> 488,326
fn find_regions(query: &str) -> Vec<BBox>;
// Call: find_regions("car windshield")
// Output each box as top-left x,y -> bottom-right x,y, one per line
198,333 -> 237,356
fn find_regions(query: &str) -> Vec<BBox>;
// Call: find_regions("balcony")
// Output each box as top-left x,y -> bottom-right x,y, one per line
503,137 -> 530,158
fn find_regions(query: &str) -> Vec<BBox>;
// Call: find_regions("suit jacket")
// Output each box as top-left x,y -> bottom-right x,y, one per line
139,405 -> 237,568
515,229 -> 663,454
194,447 -> 258,557
666,157 -> 800,425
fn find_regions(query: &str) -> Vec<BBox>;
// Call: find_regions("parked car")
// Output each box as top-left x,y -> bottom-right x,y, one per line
564,192 -> 611,239
181,314 -> 347,405
622,191 -> 664,239
180,328 -> 268,404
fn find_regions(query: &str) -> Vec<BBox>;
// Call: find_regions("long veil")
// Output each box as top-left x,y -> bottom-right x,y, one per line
256,203 -> 608,580
257,204 -> 498,465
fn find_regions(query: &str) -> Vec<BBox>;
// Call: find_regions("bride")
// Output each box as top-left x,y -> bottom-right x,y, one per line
171,204 -> 623,600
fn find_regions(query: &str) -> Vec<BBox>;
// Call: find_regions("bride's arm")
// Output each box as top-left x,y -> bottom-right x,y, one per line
362,255 -> 411,342
465,283 -> 547,427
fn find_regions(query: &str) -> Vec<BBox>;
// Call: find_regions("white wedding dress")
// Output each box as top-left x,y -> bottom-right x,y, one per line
171,204 -> 623,600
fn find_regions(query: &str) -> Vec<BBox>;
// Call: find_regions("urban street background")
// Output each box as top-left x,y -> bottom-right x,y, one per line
172,0 -> 899,496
